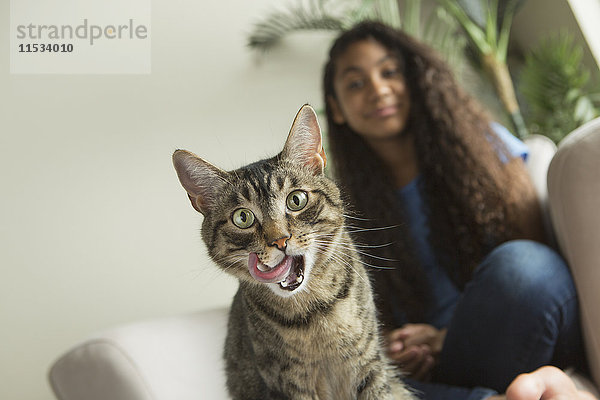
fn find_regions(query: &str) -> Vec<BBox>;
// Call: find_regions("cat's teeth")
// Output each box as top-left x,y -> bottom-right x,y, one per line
296,275 -> 303,284
280,280 -> 289,287
257,263 -> 270,272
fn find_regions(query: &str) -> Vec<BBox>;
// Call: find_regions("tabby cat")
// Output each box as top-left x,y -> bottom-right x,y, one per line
172,105 -> 414,400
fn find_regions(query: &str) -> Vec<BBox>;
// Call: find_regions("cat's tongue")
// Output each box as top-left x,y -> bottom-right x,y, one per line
248,253 -> 293,284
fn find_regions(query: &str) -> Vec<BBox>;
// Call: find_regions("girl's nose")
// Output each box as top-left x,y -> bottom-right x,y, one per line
369,76 -> 392,98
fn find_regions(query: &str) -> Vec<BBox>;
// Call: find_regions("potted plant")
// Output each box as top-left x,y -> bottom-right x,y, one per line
518,31 -> 600,143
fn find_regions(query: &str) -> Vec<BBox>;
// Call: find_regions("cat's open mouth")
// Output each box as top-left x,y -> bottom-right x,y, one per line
248,253 -> 305,291
277,256 -> 304,291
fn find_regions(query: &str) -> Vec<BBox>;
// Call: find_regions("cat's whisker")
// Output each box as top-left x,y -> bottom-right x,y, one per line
342,213 -> 373,221
308,231 -> 392,248
213,254 -> 247,273
344,224 -> 402,234
311,238 -> 398,262
228,169 -> 241,186
220,177 -> 235,188
319,247 -> 383,283
354,250 -> 397,262
313,243 -> 390,275
314,241 -> 397,271
354,242 -> 394,249
208,250 -> 246,273
317,245 -> 398,264
313,244 -> 370,284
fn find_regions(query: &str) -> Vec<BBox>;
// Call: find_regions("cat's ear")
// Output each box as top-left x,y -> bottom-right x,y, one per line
172,150 -> 227,215
282,104 -> 327,175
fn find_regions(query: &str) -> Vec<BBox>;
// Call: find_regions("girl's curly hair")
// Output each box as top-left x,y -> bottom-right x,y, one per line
323,21 -> 543,327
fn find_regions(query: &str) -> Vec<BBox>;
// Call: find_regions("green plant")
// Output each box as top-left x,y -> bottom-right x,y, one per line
247,0 -> 345,51
247,0 -> 468,75
435,0 -> 528,138
518,31 -> 600,143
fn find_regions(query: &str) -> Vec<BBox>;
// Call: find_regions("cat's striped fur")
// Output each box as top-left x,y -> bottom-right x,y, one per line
173,105 -> 414,400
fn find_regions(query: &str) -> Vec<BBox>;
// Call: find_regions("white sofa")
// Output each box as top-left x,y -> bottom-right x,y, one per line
547,117 -> 600,391
49,308 -> 231,400
48,118 -> 600,400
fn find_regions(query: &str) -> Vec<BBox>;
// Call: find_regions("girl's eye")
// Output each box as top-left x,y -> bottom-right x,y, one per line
286,190 -> 308,211
382,68 -> 399,78
232,208 -> 255,229
347,79 -> 364,90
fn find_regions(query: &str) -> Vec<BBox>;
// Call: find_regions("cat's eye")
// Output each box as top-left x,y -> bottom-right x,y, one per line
286,190 -> 308,211
232,208 -> 255,229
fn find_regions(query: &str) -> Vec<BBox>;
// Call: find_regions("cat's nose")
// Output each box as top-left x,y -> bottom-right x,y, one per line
270,235 -> 291,251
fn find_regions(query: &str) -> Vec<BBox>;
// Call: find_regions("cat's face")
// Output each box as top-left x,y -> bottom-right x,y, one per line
203,160 -> 343,297
173,105 -> 343,297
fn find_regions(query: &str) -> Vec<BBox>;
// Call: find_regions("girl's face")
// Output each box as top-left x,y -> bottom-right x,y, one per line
329,39 -> 410,142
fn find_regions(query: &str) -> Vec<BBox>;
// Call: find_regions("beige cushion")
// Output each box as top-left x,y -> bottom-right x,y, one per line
48,309 -> 230,400
548,117 -> 600,389
523,134 -> 558,245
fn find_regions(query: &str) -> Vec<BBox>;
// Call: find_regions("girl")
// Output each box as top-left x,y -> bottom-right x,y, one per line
323,21 -> 587,399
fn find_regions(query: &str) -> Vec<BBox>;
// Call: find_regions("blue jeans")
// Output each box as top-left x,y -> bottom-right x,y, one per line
408,240 -> 586,399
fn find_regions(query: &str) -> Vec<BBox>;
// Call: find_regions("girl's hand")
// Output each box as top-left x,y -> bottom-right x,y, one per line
385,324 -> 447,380
504,366 -> 597,400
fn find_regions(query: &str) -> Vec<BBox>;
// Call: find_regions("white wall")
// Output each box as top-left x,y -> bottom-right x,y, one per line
512,0 -> 598,73
0,1 -> 334,398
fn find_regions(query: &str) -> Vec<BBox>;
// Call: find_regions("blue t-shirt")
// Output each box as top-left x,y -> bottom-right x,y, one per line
395,123 -> 528,329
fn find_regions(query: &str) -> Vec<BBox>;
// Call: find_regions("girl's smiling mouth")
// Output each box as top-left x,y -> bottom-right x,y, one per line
371,104 -> 399,118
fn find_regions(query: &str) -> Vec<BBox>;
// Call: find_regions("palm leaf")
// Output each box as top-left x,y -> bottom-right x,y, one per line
496,0 -> 517,61
519,31 -> 600,142
484,0 -> 498,48
247,2 -> 345,51
402,0 -> 421,36
436,0 -> 491,53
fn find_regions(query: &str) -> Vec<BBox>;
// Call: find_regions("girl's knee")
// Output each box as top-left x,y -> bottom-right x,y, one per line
474,240 -> 575,301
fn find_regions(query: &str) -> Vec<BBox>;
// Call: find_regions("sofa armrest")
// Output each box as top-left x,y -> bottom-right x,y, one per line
523,133 -> 558,244
48,308 -> 230,400
523,134 -> 557,203
547,117 -> 600,388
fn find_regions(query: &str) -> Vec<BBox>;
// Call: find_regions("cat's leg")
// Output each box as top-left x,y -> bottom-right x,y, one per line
357,367 -> 415,400
224,297 -> 272,400
224,356 -> 269,400
360,381 -> 414,400
227,363 -> 318,400
389,381 -> 416,400
265,389 -> 318,400
262,372 -> 321,400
